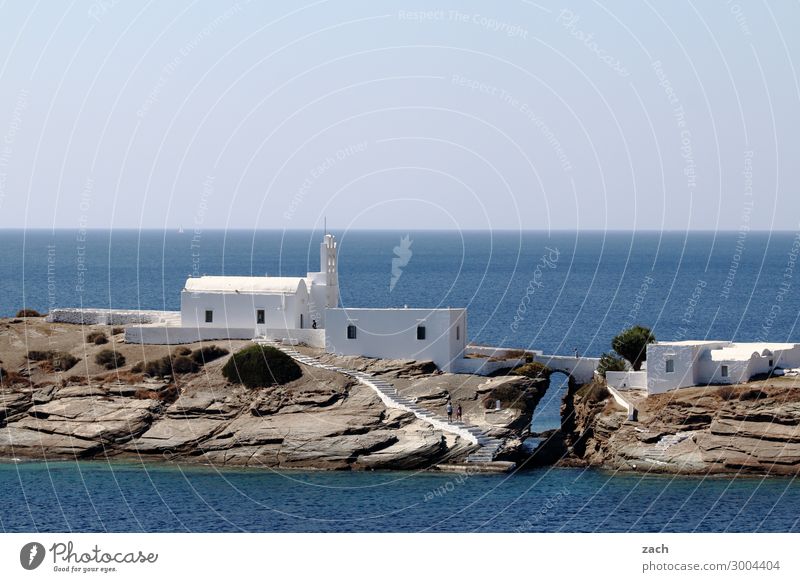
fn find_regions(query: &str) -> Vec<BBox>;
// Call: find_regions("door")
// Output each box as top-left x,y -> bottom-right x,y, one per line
256,309 -> 266,335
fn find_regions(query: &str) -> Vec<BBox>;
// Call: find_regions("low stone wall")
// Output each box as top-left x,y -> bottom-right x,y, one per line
606,384 -> 638,421
606,370 -> 647,390
125,325 -> 326,348
125,326 -> 255,345
48,308 -> 179,326
466,345 -> 544,357
261,328 -> 325,349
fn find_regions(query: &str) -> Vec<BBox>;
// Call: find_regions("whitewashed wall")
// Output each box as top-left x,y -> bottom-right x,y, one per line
646,344 -> 702,394
125,326 -> 256,345
606,370 -> 647,390
325,308 -> 466,372
181,289 -> 310,331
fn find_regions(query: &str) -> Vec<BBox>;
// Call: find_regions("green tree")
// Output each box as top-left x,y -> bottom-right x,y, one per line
596,352 -> 628,378
611,325 -> 655,371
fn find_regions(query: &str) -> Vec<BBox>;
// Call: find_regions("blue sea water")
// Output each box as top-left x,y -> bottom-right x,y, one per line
2,229 -> 800,532
3,229 -> 800,353
0,461 -> 799,533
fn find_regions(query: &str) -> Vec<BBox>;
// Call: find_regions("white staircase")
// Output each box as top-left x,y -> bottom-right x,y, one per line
254,338 -> 505,464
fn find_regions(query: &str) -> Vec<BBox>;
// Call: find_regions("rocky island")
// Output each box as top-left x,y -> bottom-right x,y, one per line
0,316 -> 545,470
4,315 -> 800,476
561,377 -> 800,475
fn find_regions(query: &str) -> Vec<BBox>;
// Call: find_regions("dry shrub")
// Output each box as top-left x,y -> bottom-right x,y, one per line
95,349 -> 125,370
1,369 -> 27,386
739,388 -> 767,401
16,309 -> 42,318
86,331 -> 108,345
28,350 -> 80,372
716,385 -> 738,401
134,389 -> 161,400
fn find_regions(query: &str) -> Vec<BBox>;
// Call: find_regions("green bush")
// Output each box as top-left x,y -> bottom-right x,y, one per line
86,331 -> 108,345
190,345 -> 229,365
222,345 -> 302,388
16,309 -> 42,318
597,352 -> 628,378
95,349 -> 125,370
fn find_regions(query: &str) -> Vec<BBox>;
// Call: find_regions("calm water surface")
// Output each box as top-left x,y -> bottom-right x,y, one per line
1,461 -> 798,533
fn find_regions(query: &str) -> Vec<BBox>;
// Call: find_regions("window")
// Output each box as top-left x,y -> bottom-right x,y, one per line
205,310 -> 213,323
665,359 -> 674,373
417,325 -> 426,340
256,309 -> 265,324
300,314 -> 304,329
769,359 -> 774,367
721,365 -> 729,378
456,326 -> 460,341
347,324 -> 357,339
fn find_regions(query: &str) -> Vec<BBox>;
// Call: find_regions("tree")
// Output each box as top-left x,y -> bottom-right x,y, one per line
611,325 -> 655,371
597,352 -> 628,378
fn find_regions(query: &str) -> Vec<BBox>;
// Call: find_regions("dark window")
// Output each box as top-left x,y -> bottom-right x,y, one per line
721,365 -> 729,377
300,314 -> 304,329
205,310 -> 213,323
256,309 -> 265,324
456,326 -> 460,341
769,359 -> 774,367
665,359 -> 674,373
347,324 -> 357,339
417,326 -> 426,340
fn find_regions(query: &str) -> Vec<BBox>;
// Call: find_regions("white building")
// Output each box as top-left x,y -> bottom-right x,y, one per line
608,340 -> 800,395
325,307 -> 467,372
125,235 -> 338,347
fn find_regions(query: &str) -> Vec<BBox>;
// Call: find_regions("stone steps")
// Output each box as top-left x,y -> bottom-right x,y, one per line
254,337 -> 504,463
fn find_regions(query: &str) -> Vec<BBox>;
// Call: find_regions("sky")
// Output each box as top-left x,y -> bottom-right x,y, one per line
0,0 -> 798,232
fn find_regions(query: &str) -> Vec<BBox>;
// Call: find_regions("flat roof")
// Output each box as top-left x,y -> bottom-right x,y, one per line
185,276 -> 306,294
326,307 -> 465,312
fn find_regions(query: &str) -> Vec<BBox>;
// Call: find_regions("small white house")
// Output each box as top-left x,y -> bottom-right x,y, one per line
644,341 -> 800,394
325,307 -> 467,372
182,276 -> 310,331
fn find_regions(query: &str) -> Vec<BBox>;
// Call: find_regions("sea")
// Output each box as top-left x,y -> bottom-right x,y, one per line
1,229 -> 800,532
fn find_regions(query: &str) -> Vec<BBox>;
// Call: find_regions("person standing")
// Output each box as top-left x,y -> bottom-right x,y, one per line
446,401 -> 453,422
456,403 -> 462,421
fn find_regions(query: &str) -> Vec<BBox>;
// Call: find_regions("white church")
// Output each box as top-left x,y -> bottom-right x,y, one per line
124,234 -> 471,372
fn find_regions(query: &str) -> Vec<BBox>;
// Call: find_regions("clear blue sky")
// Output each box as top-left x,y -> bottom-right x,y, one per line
0,0 -> 798,231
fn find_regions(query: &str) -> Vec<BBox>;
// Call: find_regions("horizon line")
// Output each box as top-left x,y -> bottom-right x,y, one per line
1,227 -> 797,234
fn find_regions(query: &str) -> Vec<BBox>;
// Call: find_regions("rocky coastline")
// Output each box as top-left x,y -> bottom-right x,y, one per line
0,318 -> 543,470
559,379 -> 800,476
